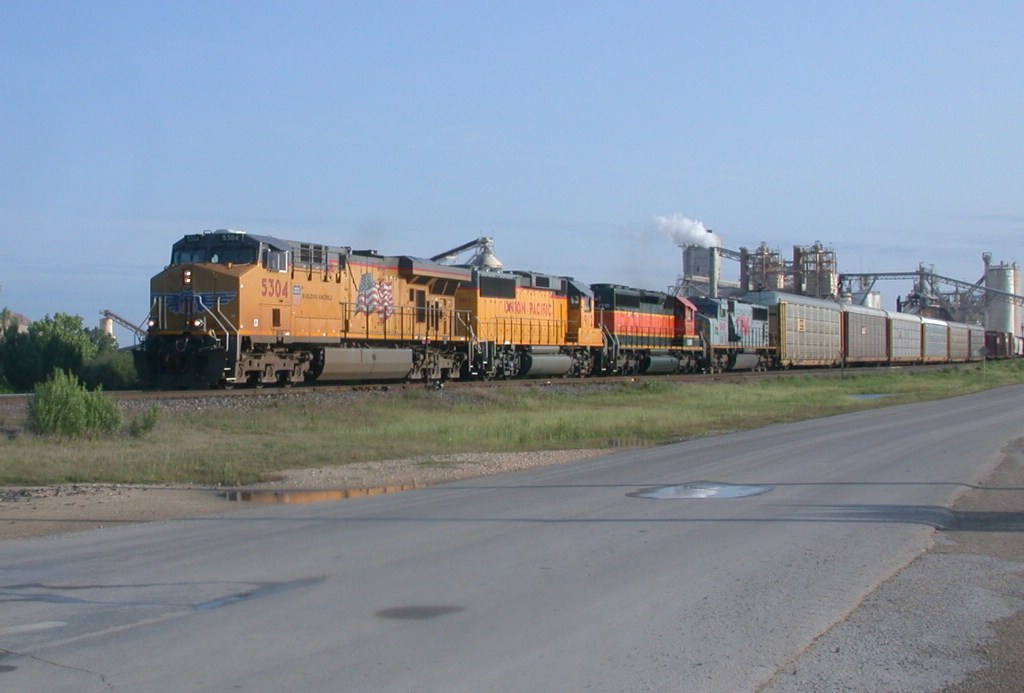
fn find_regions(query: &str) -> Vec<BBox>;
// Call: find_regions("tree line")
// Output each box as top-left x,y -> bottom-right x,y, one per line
0,309 -> 138,393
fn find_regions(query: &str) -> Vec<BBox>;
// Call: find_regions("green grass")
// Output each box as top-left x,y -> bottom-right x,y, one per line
2,361 -> 1023,486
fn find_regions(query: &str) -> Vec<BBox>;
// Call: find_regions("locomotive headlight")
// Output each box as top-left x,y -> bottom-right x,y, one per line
183,269 -> 192,285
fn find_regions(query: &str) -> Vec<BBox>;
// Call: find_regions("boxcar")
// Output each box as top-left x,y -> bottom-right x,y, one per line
742,292 -> 842,367
947,323 -> 971,363
886,311 -> 923,364
921,317 -> 949,363
985,330 -> 1012,359
967,324 -> 986,361
842,303 -> 889,364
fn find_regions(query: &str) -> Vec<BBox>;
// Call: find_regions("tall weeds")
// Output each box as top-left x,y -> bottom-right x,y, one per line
27,370 -> 122,437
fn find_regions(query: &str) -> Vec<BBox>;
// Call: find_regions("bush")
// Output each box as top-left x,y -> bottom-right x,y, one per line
28,370 -> 122,437
128,406 -> 159,437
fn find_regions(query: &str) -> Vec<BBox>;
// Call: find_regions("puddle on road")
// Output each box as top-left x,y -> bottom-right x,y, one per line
222,484 -> 420,504
628,482 -> 773,500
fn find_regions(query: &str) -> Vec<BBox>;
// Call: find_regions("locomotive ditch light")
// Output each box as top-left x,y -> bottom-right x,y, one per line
190,317 -> 205,329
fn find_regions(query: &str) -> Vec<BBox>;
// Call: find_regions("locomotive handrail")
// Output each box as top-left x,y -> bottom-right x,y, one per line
195,295 -> 239,346
149,296 -> 163,331
452,310 -> 485,376
694,312 -> 714,364
601,323 -> 619,363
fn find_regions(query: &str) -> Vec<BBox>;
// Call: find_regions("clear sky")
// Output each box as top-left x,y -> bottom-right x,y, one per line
2,1 -> 1022,341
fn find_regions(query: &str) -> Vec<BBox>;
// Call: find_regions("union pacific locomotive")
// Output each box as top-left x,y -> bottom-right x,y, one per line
135,229 -> 991,388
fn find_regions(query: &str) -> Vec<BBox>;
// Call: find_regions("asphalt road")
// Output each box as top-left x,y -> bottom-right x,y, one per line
2,385 -> 1022,692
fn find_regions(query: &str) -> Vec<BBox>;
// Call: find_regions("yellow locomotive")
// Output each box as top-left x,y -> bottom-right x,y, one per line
455,267 -> 604,378
136,230 -> 603,387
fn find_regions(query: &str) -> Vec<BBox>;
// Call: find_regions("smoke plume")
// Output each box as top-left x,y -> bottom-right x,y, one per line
655,213 -> 722,248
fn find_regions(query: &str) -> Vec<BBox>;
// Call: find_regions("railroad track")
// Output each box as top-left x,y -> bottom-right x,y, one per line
0,362 -> 956,407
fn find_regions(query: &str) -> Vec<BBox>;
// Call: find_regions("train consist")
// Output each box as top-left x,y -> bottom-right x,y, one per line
135,229 -> 1006,388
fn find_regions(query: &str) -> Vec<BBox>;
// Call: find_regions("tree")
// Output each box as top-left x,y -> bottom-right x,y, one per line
80,350 -> 140,391
87,326 -> 118,354
0,313 -> 98,391
0,308 -> 14,392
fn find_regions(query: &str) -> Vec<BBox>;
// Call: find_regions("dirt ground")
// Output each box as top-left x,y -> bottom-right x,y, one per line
0,449 -> 608,540
1,448 -> 1021,691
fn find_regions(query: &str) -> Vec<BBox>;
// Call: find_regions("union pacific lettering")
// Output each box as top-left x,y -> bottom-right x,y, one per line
502,300 -> 554,317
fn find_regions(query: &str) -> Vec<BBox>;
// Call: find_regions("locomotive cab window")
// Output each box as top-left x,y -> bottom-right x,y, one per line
262,248 -> 291,273
431,279 -> 459,296
172,247 -> 258,265
171,249 -> 204,265
211,247 -> 258,264
299,243 -> 326,266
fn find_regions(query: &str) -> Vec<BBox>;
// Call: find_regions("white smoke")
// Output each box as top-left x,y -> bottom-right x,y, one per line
655,213 -> 722,248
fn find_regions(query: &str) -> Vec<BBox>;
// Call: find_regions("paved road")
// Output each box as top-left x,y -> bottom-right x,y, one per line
3,386 -> 1022,692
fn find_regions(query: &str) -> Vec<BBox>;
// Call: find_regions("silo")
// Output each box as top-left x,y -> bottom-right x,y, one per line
984,256 -> 1019,334
851,291 -> 883,309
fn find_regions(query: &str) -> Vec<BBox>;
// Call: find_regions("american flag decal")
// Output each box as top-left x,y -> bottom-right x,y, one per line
354,273 -> 394,322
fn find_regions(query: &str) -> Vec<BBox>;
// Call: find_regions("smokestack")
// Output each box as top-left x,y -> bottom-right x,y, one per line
655,214 -> 722,248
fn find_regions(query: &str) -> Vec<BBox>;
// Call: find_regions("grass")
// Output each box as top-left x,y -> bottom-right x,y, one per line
2,361 -> 1023,486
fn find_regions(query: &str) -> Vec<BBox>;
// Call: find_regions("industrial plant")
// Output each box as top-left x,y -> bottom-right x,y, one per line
671,236 -> 1022,336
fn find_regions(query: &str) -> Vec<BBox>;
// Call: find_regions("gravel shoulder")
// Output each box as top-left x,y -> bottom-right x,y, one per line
2,444 -> 1022,692
760,442 -> 1024,693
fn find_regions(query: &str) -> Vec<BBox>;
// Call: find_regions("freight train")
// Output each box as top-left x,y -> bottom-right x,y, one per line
134,229 -> 999,388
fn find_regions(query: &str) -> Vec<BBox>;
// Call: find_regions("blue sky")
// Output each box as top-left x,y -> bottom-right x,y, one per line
2,1 -> 1022,341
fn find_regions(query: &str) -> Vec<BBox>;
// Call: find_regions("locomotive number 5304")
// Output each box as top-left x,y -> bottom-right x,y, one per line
261,278 -> 290,298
